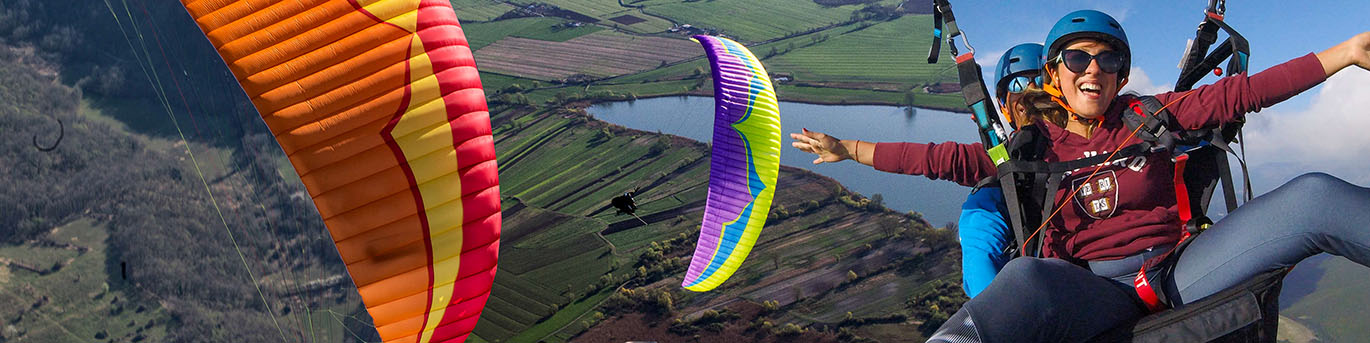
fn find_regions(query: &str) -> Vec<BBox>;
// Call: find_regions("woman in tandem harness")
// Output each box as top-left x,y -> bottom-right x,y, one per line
798,9 -> 1370,342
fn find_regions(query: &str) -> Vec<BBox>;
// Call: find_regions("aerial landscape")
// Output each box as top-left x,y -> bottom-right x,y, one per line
1,0 -> 1367,342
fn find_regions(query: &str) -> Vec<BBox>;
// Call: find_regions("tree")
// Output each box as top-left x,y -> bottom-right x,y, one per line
647,136 -> 671,157
654,290 -> 674,314
761,300 -> 779,312
593,127 -> 614,142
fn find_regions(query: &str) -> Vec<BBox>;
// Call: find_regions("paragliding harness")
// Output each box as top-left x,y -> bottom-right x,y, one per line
612,190 -> 649,225
611,191 -> 639,216
931,0 -> 1281,341
994,94 -> 1248,295
994,0 -> 1254,310
930,0 -> 1249,271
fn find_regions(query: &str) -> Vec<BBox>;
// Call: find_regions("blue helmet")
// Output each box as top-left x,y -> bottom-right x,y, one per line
994,43 -> 1044,101
1042,10 -> 1130,79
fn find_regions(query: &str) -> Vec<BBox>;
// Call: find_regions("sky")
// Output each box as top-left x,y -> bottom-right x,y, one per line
943,0 -> 1370,192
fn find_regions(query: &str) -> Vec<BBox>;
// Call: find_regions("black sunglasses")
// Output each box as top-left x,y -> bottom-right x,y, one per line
1056,49 -> 1127,74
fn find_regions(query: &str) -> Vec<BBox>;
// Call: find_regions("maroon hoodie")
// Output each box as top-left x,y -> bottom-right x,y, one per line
873,53 -> 1327,261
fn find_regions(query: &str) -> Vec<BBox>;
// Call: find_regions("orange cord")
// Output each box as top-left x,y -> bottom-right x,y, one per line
1020,90 -> 1196,255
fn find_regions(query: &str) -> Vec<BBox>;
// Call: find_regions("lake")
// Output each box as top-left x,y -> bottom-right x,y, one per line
588,96 -> 982,225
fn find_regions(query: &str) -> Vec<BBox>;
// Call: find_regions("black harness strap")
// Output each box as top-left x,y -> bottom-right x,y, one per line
996,143 -> 1152,175
927,5 -> 943,64
997,96 -> 1182,258
1176,13 -> 1250,92
927,0 -> 961,63
927,0 -> 1010,163
1172,0 -> 1253,211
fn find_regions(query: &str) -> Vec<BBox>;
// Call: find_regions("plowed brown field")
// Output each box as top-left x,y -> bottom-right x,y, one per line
474,31 -> 701,80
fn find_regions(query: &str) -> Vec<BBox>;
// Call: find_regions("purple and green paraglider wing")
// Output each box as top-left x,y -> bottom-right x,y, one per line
682,35 -> 781,292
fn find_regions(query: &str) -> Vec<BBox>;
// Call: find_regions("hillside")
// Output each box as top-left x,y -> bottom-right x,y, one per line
1281,256 -> 1370,342
0,43 -> 383,341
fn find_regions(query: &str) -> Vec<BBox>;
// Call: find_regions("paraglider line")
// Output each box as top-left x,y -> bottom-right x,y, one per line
102,0 -> 287,340
1022,91 -> 1197,254
326,310 -> 383,343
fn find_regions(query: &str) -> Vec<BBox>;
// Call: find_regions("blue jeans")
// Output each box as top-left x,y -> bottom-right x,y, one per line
929,173 -> 1370,342
958,187 -> 1012,298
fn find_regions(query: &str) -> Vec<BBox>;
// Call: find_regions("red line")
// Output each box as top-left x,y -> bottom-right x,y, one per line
1023,92 -> 1197,255
359,1 -> 435,340
136,0 -> 210,142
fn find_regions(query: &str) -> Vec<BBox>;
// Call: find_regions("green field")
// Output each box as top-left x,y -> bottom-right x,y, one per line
1281,257 -> 1370,342
513,287 -> 615,342
475,271 -> 567,340
505,0 -> 675,33
476,235 -> 614,342
639,0 -> 906,43
465,17 -> 606,51
590,14 -> 966,108
0,219 -> 171,343
777,83 -> 965,110
476,107 -> 666,341
0,218 -> 365,343
600,56 -> 710,84
762,15 -> 959,85
577,79 -> 707,100
450,0 -> 517,22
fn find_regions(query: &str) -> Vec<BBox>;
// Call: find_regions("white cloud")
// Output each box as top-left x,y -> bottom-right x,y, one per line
1120,67 -> 1173,95
1240,69 -> 1370,185
975,50 -> 1002,72
1093,4 -> 1132,23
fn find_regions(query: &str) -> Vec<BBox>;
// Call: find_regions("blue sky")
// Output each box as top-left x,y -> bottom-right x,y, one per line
954,1 -> 1366,78
944,0 -> 1370,192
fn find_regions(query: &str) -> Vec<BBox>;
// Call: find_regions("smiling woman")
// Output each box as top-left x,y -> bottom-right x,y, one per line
920,8 -> 1370,342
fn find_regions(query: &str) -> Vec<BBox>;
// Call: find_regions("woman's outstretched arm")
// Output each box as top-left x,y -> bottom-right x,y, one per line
1317,32 -> 1370,77
789,128 -> 876,166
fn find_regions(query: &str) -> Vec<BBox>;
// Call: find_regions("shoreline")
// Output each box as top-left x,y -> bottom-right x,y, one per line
575,89 -> 970,113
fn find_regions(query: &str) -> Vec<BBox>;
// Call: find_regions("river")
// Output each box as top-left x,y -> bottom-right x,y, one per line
588,96 -> 982,225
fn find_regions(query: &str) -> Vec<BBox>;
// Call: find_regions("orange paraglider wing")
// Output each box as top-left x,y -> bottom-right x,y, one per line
177,1 -> 499,342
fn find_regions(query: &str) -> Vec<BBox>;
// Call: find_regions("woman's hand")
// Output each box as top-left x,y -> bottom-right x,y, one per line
1318,32 -> 1370,76
1348,32 -> 1370,71
790,128 -> 852,165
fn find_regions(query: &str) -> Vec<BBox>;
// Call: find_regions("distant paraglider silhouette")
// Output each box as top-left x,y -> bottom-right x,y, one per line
611,190 -> 647,225
32,116 -> 62,152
